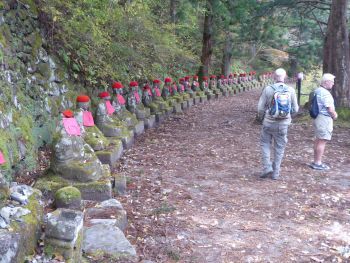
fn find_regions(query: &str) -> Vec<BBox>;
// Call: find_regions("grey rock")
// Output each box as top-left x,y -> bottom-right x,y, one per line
100,199 -> 124,210
85,205 -> 127,231
10,184 -> 34,205
83,223 -> 136,257
0,230 -> 20,263
46,209 -> 84,242
0,206 -> 31,224
0,217 -> 8,229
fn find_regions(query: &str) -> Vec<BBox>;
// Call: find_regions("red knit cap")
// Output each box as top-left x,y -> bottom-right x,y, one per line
220,75 -> 225,79
153,79 -> 160,84
228,73 -> 233,77
184,76 -> 190,81
210,75 -> 216,79
62,109 -> 74,118
76,95 -> 90,103
179,78 -> 185,81
112,82 -> 123,89
193,75 -> 198,80
233,73 -> 237,77
129,81 -> 138,87
143,84 -> 151,89
202,76 -> 208,81
164,77 -> 172,83
99,91 -> 110,98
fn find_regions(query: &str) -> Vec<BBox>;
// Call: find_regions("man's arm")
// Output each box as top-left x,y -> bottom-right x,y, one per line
257,88 -> 267,119
291,89 -> 299,114
327,106 -> 338,120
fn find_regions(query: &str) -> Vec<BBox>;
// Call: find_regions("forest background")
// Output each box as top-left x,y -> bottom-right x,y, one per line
37,0 -> 350,107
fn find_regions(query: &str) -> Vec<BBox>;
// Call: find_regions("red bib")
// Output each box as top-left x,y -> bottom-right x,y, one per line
63,118 -> 81,136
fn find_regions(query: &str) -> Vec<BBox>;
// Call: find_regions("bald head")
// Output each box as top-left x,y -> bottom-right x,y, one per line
274,68 -> 286,82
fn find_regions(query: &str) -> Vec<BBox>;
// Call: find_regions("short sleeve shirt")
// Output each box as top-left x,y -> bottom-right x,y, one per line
315,87 -> 334,117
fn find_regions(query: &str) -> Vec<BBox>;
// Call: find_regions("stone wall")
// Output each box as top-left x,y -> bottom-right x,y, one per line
0,0 -> 84,180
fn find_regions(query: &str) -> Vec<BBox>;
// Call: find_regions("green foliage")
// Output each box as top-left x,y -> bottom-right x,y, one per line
39,0 -> 199,86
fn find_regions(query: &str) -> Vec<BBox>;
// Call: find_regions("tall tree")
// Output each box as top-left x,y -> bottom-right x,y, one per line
221,32 -> 234,76
199,0 -> 214,77
323,0 -> 350,107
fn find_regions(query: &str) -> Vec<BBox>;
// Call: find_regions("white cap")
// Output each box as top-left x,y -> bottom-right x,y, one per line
322,73 -> 335,82
275,68 -> 286,77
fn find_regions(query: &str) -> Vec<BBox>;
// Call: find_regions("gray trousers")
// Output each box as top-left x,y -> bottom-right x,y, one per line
260,122 -> 289,176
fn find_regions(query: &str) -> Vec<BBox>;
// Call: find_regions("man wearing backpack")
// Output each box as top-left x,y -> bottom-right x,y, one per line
257,68 -> 299,180
310,73 -> 337,170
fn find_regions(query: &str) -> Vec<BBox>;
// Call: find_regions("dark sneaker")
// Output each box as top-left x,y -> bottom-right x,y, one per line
309,163 -> 330,171
260,168 -> 273,178
271,173 -> 279,180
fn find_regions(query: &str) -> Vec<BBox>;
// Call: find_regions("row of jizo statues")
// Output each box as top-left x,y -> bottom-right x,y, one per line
50,73 -> 274,183
1,73 -> 273,186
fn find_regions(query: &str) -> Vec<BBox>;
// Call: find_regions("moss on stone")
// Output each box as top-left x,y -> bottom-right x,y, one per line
10,191 -> 43,262
54,186 -> 81,205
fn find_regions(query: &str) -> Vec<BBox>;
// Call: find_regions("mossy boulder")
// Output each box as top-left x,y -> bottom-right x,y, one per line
55,186 -> 81,209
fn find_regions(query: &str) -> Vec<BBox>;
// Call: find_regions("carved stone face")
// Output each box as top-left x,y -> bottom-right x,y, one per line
113,88 -> 124,95
77,101 -> 90,111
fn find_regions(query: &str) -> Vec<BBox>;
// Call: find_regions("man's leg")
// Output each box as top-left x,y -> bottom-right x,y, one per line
314,138 -> 327,165
260,125 -> 273,177
272,125 -> 288,179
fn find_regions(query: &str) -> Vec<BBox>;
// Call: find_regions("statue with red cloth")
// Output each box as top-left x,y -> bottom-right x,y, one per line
111,81 -> 141,130
51,109 -> 104,182
148,79 -> 171,116
75,95 -> 109,151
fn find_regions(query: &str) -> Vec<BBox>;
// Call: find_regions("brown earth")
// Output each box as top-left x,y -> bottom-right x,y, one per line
115,89 -> 350,263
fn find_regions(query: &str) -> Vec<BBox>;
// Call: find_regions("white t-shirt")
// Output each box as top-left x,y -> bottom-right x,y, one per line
315,87 -> 334,117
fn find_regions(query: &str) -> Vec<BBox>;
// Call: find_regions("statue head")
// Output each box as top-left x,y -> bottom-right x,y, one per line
112,81 -> 124,94
129,81 -> 139,92
98,91 -> 111,101
164,77 -> 172,87
76,95 -> 90,111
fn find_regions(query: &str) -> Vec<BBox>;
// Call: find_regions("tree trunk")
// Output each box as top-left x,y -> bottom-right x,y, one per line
323,0 -> 350,107
170,0 -> 176,24
198,0 -> 214,77
221,32 -> 234,76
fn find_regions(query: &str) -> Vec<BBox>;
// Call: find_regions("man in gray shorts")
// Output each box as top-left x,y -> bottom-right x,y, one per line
257,68 -> 299,180
310,73 -> 338,170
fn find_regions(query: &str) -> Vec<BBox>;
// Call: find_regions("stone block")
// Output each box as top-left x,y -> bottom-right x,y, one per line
54,186 -> 81,210
46,209 -> 84,242
83,222 -> 136,259
172,103 -> 182,114
207,94 -> 214,100
119,130 -> 134,150
181,101 -> 188,110
45,209 -> 84,262
133,120 -> 145,136
155,112 -> 165,124
0,230 -> 21,263
35,167 -> 112,202
85,204 -> 127,231
200,96 -> 207,103
187,99 -> 193,108
96,141 -> 123,168
193,97 -> 200,105
114,174 -> 126,196
0,190 -> 43,263
144,115 -> 156,129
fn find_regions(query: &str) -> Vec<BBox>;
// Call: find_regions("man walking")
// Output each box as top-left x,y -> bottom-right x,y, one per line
310,73 -> 337,170
257,68 -> 299,180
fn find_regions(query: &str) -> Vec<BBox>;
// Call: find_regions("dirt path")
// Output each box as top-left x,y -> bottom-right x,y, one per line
115,89 -> 350,263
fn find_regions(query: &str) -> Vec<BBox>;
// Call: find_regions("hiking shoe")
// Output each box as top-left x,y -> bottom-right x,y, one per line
309,163 -> 330,171
260,168 -> 273,178
271,173 -> 279,180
